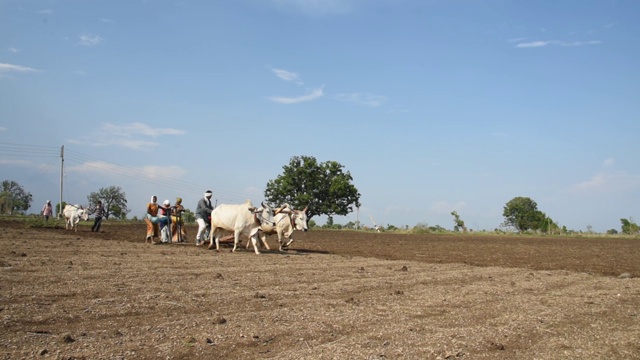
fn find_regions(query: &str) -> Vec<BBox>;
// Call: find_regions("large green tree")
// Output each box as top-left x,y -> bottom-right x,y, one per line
0,180 -> 33,215
87,186 -> 129,220
502,196 -> 547,233
264,155 -> 361,220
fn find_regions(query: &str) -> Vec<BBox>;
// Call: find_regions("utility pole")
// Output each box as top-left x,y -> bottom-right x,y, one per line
59,145 -> 64,218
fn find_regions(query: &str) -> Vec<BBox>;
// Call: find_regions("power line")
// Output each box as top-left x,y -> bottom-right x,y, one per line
0,143 -> 60,158
63,148 -> 253,202
1,142 -> 268,204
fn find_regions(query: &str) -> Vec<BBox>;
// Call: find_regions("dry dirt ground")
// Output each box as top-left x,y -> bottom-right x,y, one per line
1,219 -> 639,359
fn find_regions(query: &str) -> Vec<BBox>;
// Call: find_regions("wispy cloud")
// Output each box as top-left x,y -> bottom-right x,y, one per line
0,126 -> 7,132
78,34 -> 103,47
335,92 -> 387,107
102,122 -> 185,137
0,159 -> 30,166
38,9 -> 53,15
0,63 -> 39,78
68,161 -> 187,180
271,68 -> 304,85
8,47 -> 19,53
571,158 -> 640,193
572,172 -> 607,192
268,87 -> 324,104
69,122 -> 185,151
515,40 -> 602,48
507,37 -> 528,43
273,0 -> 354,15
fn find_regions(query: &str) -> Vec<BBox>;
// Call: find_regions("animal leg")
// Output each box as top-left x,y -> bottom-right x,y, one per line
283,236 -> 294,250
260,234 -> 270,250
232,230 -> 240,253
208,228 -> 218,251
250,234 -> 260,255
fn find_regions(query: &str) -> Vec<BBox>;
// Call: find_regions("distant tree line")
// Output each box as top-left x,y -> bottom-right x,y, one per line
1,170 -> 638,236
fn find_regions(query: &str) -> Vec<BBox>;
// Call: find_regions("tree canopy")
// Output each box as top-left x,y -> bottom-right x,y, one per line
0,180 -> 33,215
87,186 -> 129,219
264,155 -> 361,220
502,196 -> 547,233
451,211 -> 467,232
620,218 -> 639,235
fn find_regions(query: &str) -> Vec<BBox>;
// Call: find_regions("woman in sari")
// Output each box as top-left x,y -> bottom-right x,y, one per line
145,195 -> 160,243
171,197 -> 187,242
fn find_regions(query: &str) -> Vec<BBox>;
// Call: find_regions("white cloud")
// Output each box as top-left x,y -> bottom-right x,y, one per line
507,37 -> 529,43
8,47 -> 19,53
273,0 -> 354,15
272,68 -> 304,85
0,63 -> 39,74
69,122 -> 185,151
78,34 -> 103,47
268,87 -> 324,104
68,160 -> 187,180
335,92 -> 387,107
603,158 -> 615,168
0,159 -> 31,166
102,122 -> 185,137
571,158 -> 640,193
572,172 -> 607,192
516,40 -> 551,48
515,40 -> 602,48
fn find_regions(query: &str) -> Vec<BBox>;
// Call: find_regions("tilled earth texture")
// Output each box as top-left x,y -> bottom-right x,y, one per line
1,219 -> 639,360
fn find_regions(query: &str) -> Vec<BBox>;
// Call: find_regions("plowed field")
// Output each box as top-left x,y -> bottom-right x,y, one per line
1,219 -> 639,359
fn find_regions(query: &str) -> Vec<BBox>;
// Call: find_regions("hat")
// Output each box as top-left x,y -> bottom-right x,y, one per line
46,200 -> 51,203
176,197 -> 182,203
205,190 -> 212,198
163,200 -> 170,206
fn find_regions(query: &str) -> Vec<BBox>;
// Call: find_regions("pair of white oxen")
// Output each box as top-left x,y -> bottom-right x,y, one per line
207,200 -> 308,255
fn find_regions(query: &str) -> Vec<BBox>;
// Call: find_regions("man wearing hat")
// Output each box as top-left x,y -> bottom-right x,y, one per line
195,190 -> 214,246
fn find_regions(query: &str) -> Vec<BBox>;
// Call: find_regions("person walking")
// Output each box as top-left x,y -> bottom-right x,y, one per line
145,195 -> 160,243
171,197 -> 187,242
91,200 -> 105,232
41,200 -> 53,221
195,190 -> 214,246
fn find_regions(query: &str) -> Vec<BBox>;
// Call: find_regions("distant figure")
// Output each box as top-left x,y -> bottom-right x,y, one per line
145,195 -> 160,243
158,199 -> 172,243
91,201 -> 104,232
195,190 -> 214,246
171,197 -> 187,242
41,200 -> 53,221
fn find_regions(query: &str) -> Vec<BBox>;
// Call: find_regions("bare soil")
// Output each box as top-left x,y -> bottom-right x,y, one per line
1,219 -> 639,359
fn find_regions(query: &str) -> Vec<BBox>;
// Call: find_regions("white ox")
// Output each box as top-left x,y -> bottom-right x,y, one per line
63,204 -> 89,232
251,204 -> 309,251
208,200 -> 276,255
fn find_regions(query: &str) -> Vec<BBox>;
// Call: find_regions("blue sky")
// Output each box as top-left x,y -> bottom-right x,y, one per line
1,0 -> 639,233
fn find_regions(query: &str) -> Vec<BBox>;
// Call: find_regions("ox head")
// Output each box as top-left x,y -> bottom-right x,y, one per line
78,208 -> 90,221
251,202 -> 276,227
293,206 -> 309,232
